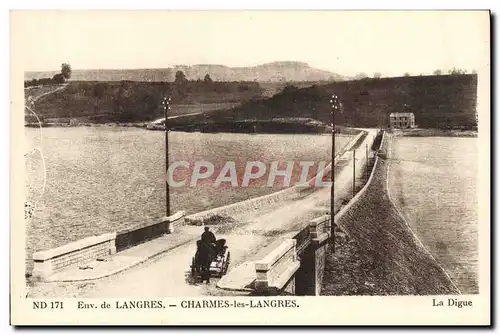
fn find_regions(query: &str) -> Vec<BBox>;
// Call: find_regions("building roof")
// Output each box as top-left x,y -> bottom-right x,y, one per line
390,112 -> 414,117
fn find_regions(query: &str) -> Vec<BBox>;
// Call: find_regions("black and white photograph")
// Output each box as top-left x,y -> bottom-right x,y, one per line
11,10 -> 490,325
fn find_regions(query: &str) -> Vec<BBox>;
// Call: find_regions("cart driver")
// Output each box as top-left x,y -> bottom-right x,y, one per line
201,226 -> 216,245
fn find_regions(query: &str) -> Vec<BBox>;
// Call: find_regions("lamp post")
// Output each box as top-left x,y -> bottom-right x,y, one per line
329,94 -> 340,249
352,149 -> 356,198
162,96 -> 171,217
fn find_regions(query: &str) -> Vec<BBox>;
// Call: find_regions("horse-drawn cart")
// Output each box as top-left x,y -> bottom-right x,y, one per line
191,239 -> 230,279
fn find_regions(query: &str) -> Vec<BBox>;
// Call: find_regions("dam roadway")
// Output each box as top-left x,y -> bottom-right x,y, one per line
30,129 -> 377,298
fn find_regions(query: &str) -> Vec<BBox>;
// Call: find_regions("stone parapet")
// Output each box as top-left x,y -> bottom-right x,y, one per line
32,232 -> 116,281
115,211 -> 185,252
255,239 -> 300,293
309,215 -> 331,242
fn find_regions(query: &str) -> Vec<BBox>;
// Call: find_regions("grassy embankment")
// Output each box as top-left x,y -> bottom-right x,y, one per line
25,85 -> 65,100
27,80 -> 262,125
27,74 -> 477,134
321,133 -> 460,295
169,74 -> 477,131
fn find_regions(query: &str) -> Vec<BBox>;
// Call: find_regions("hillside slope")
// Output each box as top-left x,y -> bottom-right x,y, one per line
182,74 -> 477,129
29,74 -> 477,130
25,62 -> 344,82
33,80 -> 262,123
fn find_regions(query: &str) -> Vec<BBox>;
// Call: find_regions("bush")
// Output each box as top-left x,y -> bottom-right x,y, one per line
24,76 -> 64,87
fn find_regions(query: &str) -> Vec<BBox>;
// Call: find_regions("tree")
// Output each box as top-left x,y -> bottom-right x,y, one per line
175,70 -> 187,84
61,63 -> 72,79
373,72 -> 382,79
203,74 -> 213,84
448,67 -> 467,75
354,72 -> 369,80
52,73 -> 65,84
433,69 -> 442,75
282,85 -> 299,94
403,72 -> 410,77
472,69 -> 477,74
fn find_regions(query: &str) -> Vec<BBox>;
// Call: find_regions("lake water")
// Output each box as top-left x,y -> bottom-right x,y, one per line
24,127 -> 352,273
388,137 -> 478,294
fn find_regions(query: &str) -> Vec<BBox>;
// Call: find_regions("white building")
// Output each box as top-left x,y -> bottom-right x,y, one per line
389,112 -> 415,129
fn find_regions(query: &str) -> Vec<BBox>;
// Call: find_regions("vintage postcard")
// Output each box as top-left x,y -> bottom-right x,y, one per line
10,10 -> 490,325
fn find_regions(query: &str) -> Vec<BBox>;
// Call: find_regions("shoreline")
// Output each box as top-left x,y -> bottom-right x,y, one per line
25,122 -> 478,137
24,122 -> 329,134
388,128 -> 477,138
25,122 -> 150,129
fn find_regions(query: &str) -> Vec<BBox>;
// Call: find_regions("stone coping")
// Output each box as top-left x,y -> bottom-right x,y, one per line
272,261 -> 300,290
116,211 -> 185,235
33,232 -> 116,261
255,239 -> 296,271
309,215 -> 330,227
312,232 -> 331,246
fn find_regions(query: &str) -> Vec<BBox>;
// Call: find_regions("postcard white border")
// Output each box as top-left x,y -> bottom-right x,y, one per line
7,7 -> 493,328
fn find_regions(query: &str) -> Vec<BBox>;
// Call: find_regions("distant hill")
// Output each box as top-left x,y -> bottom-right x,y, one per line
25,61 -> 345,82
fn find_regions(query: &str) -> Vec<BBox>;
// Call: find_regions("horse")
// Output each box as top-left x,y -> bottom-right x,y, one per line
194,239 -> 227,283
195,240 -> 215,283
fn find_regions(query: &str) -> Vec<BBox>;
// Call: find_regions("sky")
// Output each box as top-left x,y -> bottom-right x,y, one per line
11,10 -> 490,77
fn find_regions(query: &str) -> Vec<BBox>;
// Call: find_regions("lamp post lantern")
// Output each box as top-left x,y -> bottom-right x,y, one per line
162,96 -> 171,217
